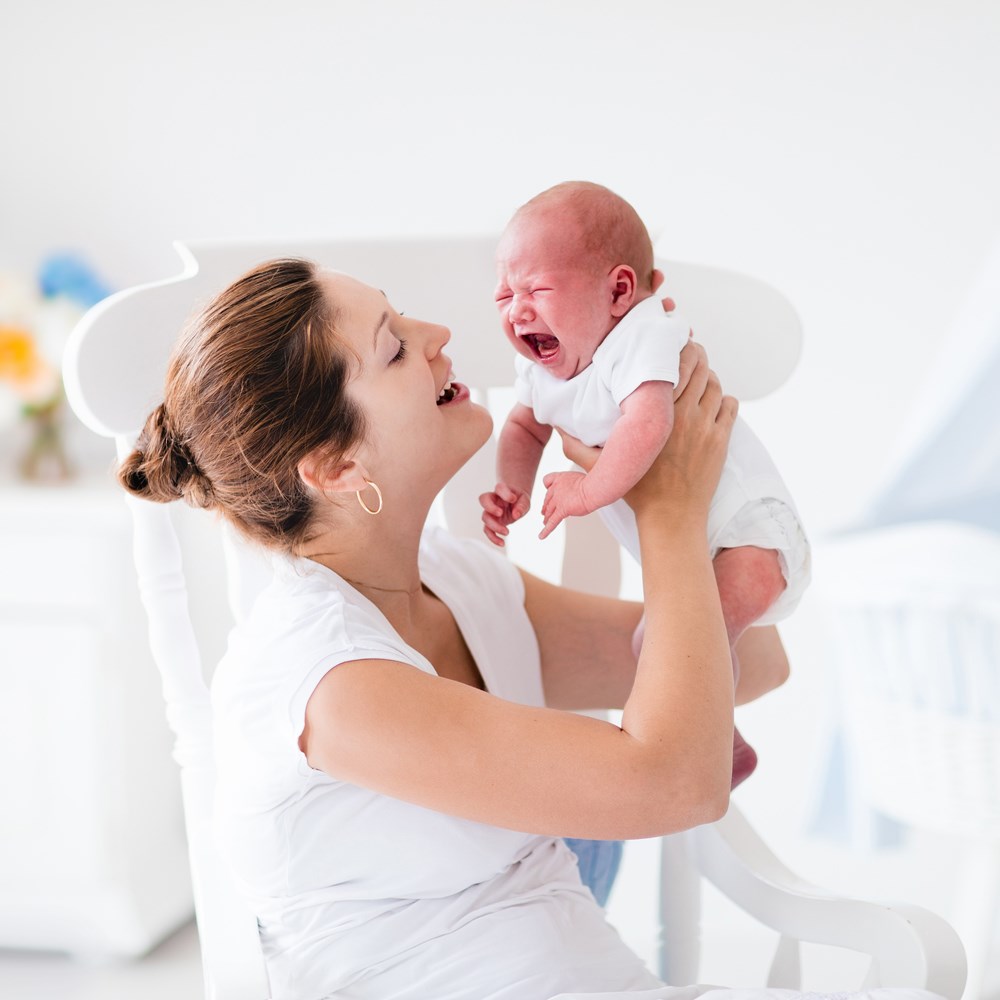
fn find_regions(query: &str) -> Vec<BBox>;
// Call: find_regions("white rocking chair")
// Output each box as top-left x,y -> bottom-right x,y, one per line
63,237 -> 967,1000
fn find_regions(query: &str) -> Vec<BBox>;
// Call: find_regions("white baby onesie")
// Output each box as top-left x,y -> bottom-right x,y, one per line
513,295 -> 811,623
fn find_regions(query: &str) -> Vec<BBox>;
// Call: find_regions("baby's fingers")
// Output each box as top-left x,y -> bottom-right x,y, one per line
495,482 -> 520,504
478,491 -> 503,517
482,511 -> 509,546
484,527 -> 505,547
538,506 -> 565,540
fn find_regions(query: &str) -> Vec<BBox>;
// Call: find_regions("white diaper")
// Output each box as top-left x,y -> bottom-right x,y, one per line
709,496 -> 812,625
595,416 -> 811,627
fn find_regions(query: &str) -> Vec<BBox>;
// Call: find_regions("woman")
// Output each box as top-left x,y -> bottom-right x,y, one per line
120,259 -> 779,1000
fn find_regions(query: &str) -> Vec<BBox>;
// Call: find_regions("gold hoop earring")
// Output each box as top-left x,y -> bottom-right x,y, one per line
355,479 -> 383,515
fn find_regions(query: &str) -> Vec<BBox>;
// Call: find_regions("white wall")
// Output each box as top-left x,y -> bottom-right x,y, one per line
3,0 -> 998,984
5,0 -> 998,527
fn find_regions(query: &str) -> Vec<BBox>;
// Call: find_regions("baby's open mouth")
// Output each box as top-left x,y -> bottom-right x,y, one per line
523,333 -> 560,360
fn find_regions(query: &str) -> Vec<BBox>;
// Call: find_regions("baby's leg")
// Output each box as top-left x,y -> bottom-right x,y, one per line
629,547 -> 786,664
713,545 -> 787,788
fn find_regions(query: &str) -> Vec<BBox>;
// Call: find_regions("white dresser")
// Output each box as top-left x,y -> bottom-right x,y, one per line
0,461 -> 228,958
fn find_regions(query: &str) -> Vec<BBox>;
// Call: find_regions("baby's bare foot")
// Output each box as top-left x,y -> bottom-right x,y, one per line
731,726 -> 758,789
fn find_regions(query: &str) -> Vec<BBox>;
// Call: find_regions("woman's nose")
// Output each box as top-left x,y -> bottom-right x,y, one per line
422,319 -> 450,356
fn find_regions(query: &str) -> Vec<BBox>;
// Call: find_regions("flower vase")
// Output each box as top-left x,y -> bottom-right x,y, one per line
19,392 -> 74,482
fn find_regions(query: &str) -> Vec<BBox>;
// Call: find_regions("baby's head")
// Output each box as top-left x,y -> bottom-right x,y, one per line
495,181 -> 660,380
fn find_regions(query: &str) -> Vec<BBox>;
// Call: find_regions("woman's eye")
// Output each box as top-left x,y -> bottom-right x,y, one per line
390,338 -> 408,364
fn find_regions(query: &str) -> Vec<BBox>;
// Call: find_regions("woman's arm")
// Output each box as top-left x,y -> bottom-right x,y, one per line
520,571 -> 643,710
523,575 -> 789,711
301,350 -> 736,841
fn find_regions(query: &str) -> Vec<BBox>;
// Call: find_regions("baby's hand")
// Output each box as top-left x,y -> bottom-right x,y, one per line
479,483 -> 530,547
539,471 -> 593,540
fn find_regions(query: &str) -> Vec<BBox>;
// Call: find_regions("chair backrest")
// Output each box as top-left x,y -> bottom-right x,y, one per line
63,237 -> 802,1000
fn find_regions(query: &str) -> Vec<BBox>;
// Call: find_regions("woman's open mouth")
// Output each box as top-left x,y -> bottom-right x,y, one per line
436,380 -> 467,406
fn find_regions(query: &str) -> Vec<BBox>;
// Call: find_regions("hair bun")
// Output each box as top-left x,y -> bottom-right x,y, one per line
118,403 -> 215,508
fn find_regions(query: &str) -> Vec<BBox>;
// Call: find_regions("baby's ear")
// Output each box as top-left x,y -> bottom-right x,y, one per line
608,264 -> 638,317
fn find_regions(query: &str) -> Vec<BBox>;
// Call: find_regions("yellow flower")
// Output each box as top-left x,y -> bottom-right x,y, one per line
0,326 -> 42,381
0,325 -> 59,403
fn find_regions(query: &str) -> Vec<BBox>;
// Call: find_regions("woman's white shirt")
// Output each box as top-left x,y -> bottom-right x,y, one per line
211,526 -> 660,1000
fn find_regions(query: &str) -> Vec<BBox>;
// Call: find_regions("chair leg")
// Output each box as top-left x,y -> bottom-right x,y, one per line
659,830 -> 701,985
767,933 -> 803,989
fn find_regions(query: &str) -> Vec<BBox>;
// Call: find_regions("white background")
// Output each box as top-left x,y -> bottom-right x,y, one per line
2,0 -> 998,990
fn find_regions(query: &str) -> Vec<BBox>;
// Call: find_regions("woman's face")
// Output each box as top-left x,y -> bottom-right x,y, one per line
321,271 -> 493,497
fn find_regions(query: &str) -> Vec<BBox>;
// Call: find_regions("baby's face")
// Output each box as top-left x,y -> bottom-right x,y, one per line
494,214 -> 615,381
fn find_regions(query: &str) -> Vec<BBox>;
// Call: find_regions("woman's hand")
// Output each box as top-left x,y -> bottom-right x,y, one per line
556,335 -> 712,479
626,346 -> 736,520
555,430 -> 601,472
671,333 -> 701,400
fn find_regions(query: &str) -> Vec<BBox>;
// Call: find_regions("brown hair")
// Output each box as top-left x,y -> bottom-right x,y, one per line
516,181 -> 656,291
118,258 -> 366,552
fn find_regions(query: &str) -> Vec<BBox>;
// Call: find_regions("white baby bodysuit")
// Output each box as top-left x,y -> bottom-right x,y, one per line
513,295 -> 811,624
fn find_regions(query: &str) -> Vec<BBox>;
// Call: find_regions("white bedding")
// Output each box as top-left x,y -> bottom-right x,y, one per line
552,986 -> 944,1000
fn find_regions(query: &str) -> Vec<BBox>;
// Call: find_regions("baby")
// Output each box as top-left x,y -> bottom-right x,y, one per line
480,181 -> 811,788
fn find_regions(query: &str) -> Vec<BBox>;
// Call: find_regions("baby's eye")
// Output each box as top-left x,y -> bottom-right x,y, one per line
390,338 -> 408,364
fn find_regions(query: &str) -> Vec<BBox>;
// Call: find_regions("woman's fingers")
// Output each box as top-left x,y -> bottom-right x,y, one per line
718,393 -> 739,427
555,429 -> 602,472
674,346 -> 711,408
673,339 -> 708,401
624,358 -> 735,517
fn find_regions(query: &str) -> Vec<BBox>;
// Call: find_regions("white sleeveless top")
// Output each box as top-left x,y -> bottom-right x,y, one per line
211,526 -> 662,1000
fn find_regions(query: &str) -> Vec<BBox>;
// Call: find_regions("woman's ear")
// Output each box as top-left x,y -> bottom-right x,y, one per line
607,264 -> 639,317
298,452 -> 371,496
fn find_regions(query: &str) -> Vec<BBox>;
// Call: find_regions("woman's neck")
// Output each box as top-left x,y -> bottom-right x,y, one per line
299,503 -> 430,618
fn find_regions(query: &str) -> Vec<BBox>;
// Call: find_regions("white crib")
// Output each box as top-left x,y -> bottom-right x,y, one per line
815,239 -> 1000,1000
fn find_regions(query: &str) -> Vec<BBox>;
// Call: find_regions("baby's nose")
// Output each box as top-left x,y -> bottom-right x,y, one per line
509,294 -> 532,323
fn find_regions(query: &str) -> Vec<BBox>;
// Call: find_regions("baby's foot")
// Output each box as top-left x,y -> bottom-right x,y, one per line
731,726 -> 758,789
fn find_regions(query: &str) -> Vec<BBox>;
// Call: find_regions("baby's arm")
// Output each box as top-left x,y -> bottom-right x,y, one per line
480,403 -> 553,546
540,381 -> 674,539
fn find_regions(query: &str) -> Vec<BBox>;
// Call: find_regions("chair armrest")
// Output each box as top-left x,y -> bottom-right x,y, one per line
694,805 -> 967,999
